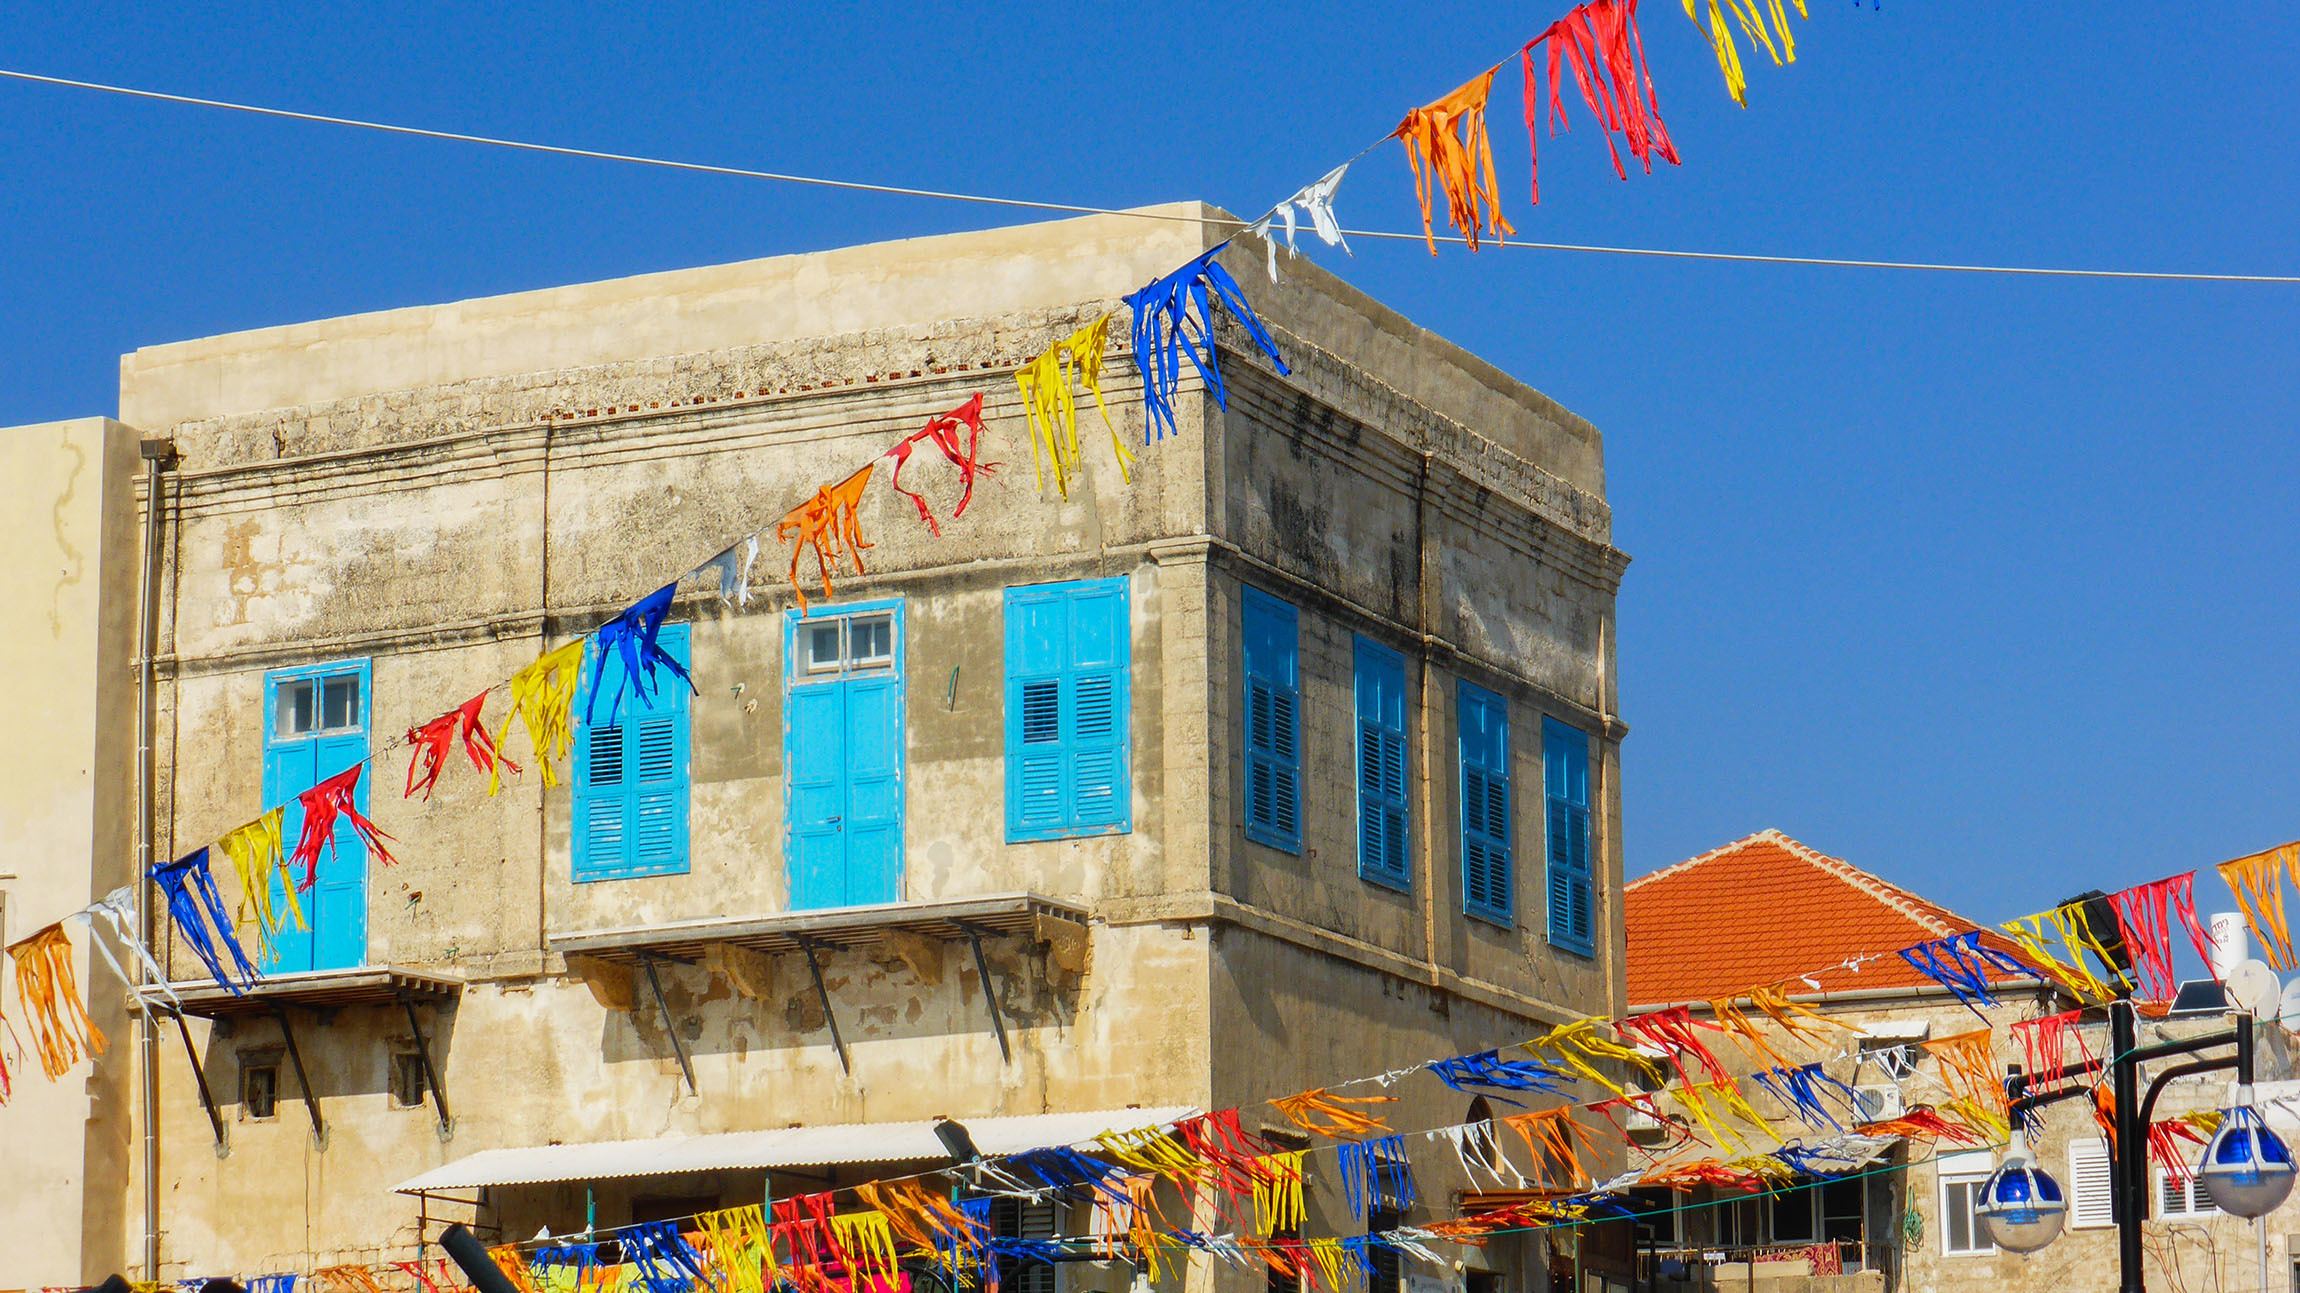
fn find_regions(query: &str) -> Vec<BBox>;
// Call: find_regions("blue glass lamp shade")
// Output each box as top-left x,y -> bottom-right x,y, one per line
2199,1106 -> 2297,1219
1979,1145 -> 2068,1253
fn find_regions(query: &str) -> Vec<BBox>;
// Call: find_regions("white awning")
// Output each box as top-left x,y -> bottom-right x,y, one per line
393,1106 -> 1198,1194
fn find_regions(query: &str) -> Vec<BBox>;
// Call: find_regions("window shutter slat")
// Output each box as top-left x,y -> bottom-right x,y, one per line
2069,1140 -> 2116,1229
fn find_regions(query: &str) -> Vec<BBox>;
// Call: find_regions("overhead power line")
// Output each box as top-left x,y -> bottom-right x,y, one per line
4,66 -> 2298,286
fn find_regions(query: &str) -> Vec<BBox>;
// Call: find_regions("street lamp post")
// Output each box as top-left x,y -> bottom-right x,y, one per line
1993,999 -> 2289,1293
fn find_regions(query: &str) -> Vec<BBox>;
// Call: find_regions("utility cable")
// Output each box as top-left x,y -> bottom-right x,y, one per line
4,67 -> 2299,286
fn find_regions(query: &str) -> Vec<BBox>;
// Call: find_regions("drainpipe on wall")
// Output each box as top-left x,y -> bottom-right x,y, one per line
135,437 -> 176,1280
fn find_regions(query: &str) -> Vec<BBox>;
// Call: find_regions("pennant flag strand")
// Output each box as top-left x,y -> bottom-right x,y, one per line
886,392 -> 997,536
1336,1135 -> 1416,1221
151,847 -> 260,993
1015,313 -> 1125,499
588,583 -> 697,725
2218,843 -> 2298,970
1247,164 -> 1354,281
1522,0 -> 1679,204
406,691 -> 518,802
7,923 -> 106,1079
2108,873 -> 2217,1001
777,463 -> 876,613
216,806 -> 302,959
289,764 -> 397,890
74,885 -> 179,1006
697,534 -> 762,611
1123,242 -> 1290,442
1427,1048 -> 1576,1103
1394,69 -> 1515,252
1898,931 -> 2036,1018
494,637 -> 586,791
1679,0 -> 1806,107
1269,1087 -> 1397,1138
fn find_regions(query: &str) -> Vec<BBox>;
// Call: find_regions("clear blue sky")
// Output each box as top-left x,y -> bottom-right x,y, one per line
4,4 -> 2295,934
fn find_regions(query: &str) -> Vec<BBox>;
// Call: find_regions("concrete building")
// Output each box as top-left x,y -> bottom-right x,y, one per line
0,204 -> 1633,1290
1625,830 -> 2297,1293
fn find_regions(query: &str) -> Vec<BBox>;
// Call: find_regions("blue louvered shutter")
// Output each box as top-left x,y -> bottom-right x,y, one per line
1458,682 -> 1512,924
1543,717 -> 1594,954
1005,579 -> 1131,841
1354,637 -> 1410,889
1242,587 -> 1302,853
574,624 -> 691,881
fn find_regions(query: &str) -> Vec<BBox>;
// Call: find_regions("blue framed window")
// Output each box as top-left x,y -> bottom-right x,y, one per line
1353,636 -> 1410,890
1543,716 -> 1595,955
573,623 -> 692,882
1241,586 -> 1301,853
262,659 -> 373,972
1457,681 -> 1512,926
1005,578 -> 1132,841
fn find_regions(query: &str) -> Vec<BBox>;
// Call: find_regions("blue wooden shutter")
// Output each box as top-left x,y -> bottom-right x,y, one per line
1242,587 -> 1301,853
1543,717 -> 1594,954
1458,682 -> 1512,924
1354,637 -> 1410,889
574,624 -> 691,881
1005,579 -> 1131,841
261,660 -> 373,972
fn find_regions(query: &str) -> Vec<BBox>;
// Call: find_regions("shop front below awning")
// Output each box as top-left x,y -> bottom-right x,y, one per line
392,1106 -> 1198,1195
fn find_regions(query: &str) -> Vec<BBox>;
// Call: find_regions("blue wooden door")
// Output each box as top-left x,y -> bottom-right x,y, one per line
261,660 -> 373,972
785,602 -> 904,909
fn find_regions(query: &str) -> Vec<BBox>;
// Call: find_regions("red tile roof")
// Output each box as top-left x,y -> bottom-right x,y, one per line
1626,829 -> 2014,1006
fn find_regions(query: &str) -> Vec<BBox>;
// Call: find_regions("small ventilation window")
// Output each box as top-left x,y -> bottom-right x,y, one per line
241,1060 -> 280,1121
390,1051 -> 428,1109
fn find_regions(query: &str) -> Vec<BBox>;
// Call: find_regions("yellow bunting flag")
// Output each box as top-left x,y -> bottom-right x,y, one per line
2001,903 -> 2128,1003
1394,70 -> 1514,253
1095,1126 -> 1208,1186
1269,1087 -> 1396,1138
830,1212 -> 900,1285
8,923 -> 105,1080
1524,1017 -> 1663,1099
693,1206 -> 773,1293
777,464 -> 876,613
218,807 -> 301,958
2219,843 -> 2300,970
1679,0 -> 1807,106
494,638 -> 586,792
1670,1080 -> 1746,1155
1925,1027 -> 2010,1139
1253,1150 -> 1306,1235
1015,313 -> 1129,500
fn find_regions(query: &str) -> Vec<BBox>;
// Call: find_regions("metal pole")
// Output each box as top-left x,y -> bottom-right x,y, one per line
134,440 -> 171,1278
2111,999 -> 2145,1293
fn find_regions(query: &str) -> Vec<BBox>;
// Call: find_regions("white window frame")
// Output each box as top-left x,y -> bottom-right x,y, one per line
2157,1168 -> 2217,1220
2069,1138 -> 2117,1230
1937,1172 -> 1993,1257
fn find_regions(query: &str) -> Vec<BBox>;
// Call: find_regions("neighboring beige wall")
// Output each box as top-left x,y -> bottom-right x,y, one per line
0,417 -> 142,1286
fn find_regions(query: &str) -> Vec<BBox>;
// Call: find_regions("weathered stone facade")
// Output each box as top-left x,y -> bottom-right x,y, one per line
0,205 -> 1632,1288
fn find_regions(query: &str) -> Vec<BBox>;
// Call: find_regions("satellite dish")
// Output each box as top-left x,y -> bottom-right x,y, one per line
2225,959 -> 2283,1016
2277,976 -> 2300,1032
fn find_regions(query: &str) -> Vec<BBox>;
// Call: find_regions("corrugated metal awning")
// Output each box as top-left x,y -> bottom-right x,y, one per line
391,1105 -> 1197,1194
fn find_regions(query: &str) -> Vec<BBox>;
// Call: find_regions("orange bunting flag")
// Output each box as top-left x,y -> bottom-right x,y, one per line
494,638 -> 586,792
2218,843 -> 2299,970
1708,994 -> 1792,1069
1394,70 -> 1514,253
8,923 -> 106,1080
777,463 -> 876,613
1269,1087 -> 1396,1138
406,690 -> 518,801
288,763 -> 398,890
1679,0 -> 1806,107
486,1247 -> 538,1293
1502,1108 -> 1603,1190
1924,1028 -> 2009,1137
316,1268 -> 387,1293
1521,0 -> 1679,203
1746,982 -> 1858,1042
1855,1104 -> 1986,1146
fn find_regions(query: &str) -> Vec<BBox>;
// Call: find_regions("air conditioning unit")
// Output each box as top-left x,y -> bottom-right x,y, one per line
1623,1107 -> 1664,1132
1854,1086 -> 1904,1122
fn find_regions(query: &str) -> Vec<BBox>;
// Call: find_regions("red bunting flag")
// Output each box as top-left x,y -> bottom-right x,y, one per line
1521,0 -> 1679,203
290,764 -> 398,890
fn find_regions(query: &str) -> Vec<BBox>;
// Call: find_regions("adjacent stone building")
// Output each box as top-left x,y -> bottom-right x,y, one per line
0,204 -> 1632,1290
1626,830 -> 2296,1293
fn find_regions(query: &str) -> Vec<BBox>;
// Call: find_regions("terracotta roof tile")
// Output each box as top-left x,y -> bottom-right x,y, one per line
1626,829 -> 2017,1006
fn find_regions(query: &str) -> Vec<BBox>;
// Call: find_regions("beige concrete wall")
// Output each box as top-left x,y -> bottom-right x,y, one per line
0,418 -> 142,1286
117,210 -> 1623,1286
